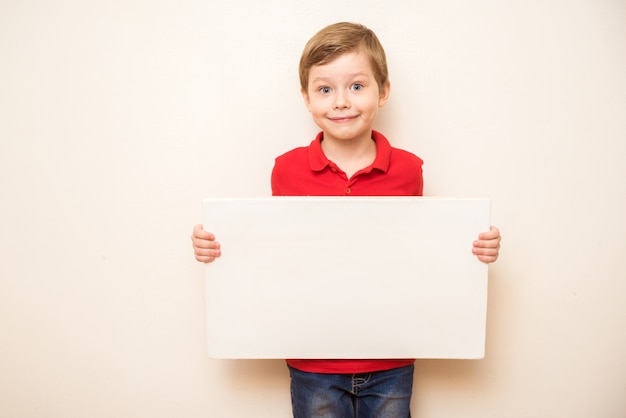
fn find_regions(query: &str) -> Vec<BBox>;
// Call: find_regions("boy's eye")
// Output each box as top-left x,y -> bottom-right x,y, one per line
319,86 -> 332,94
351,83 -> 364,91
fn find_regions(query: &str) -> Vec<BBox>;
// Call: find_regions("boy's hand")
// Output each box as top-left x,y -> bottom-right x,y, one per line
191,224 -> 221,263
472,226 -> 501,264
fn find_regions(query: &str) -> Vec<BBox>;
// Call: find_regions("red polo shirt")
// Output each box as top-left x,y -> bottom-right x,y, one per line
272,131 -> 423,197
271,130 -> 424,374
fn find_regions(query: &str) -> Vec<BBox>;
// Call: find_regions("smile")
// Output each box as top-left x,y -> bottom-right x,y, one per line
328,115 -> 358,123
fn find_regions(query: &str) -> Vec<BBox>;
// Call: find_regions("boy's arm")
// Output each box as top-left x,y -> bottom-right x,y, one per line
472,226 -> 501,264
191,224 -> 221,263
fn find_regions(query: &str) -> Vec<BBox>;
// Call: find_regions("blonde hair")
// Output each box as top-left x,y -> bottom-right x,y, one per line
299,22 -> 389,92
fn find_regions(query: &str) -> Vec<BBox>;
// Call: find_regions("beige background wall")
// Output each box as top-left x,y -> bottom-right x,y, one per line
1,0 -> 625,417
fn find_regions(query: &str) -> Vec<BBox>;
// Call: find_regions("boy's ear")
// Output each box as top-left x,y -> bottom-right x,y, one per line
301,88 -> 311,111
378,81 -> 391,107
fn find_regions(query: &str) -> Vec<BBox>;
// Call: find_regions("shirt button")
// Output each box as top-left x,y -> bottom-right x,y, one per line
345,188 -> 351,194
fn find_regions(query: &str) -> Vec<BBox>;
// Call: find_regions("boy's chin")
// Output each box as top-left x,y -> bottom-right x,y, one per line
322,129 -> 373,143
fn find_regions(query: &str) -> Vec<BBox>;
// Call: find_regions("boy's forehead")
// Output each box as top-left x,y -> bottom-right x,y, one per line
309,50 -> 375,77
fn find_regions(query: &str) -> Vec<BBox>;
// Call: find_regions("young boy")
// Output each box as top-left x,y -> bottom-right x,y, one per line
192,22 -> 501,418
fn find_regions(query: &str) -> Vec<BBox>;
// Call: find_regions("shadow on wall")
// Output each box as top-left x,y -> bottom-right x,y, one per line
211,359 -> 290,389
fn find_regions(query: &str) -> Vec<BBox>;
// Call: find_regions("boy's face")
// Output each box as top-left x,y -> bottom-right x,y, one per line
301,49 -> 390,145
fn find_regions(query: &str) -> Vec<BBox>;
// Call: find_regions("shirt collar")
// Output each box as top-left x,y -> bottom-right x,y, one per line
308,130 -> 392,173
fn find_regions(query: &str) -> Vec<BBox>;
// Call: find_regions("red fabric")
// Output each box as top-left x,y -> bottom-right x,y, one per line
272,130 -> 423,197
271,130 -> 424,374
285,359 -> 416,374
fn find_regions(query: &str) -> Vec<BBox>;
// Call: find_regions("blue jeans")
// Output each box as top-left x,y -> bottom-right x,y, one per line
288,364 -> 414,418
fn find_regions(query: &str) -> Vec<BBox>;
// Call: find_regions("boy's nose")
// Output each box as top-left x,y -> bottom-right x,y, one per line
333,92 -> 350,109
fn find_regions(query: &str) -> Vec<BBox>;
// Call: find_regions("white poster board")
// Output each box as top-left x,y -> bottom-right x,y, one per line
202,197 -> 490,359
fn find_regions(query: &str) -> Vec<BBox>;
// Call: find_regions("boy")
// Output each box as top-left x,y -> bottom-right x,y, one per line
192,22 -> 501,418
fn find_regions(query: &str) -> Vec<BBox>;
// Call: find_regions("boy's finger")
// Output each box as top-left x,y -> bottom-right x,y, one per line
192,237 -> 220,249
193,224 -> 214,239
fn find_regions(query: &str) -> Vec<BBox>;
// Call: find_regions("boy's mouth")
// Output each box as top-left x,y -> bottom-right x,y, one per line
328,115 -> 358,123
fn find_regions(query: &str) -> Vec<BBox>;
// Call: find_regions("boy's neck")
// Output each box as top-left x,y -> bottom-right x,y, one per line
320,131 -> 376,178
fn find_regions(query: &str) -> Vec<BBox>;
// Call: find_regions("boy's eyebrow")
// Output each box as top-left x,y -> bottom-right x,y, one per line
310,72 -> 372,84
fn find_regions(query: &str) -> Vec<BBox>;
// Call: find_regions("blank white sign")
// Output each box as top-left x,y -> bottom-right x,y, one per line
202,197 -> 490,359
